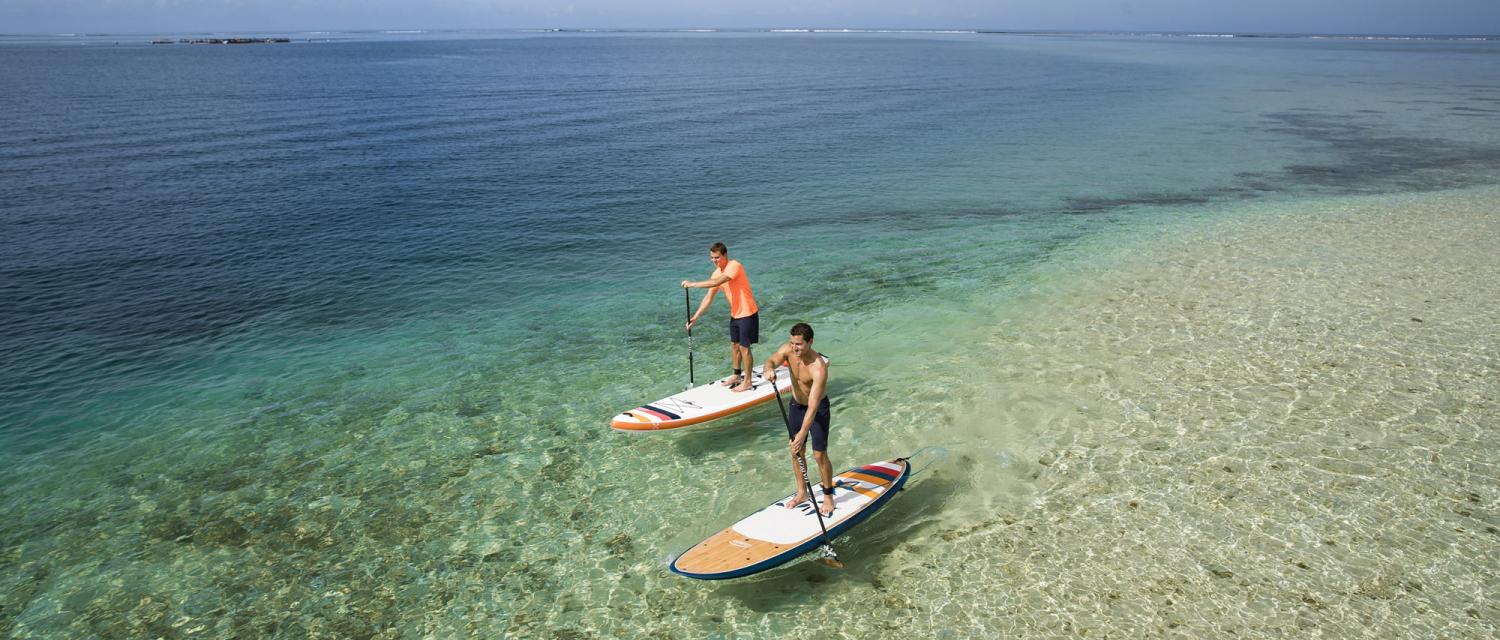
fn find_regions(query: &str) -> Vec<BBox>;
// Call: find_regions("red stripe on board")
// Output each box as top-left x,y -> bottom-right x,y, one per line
844,471 -> 892,487
856,466 -> 899,482
635,407 -> 672,421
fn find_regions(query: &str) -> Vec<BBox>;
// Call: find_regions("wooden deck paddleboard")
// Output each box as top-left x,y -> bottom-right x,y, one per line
610,357 -> 826,432
670,458 -> 910,580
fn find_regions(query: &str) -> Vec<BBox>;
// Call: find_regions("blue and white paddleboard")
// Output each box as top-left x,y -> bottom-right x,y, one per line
670,458 -> 909,580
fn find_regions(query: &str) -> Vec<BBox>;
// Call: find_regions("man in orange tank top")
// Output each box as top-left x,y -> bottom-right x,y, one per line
682,242 -> 760,392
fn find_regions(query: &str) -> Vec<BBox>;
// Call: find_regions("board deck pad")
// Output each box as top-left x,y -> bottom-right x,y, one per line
670,458 -> 910,580
611,357 -> 825,432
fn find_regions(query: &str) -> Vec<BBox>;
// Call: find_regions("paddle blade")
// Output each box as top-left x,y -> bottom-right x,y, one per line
816,545 -> 843,569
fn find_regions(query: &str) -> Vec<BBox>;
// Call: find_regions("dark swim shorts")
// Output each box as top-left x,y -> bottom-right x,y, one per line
787,398 -> 832,452
728,312 -> 759,346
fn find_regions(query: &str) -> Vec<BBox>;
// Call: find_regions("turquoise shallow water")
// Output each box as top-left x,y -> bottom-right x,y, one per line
1,32 -> 1498,637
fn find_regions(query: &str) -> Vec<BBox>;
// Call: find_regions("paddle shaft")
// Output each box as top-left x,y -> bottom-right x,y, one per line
685,288 -> 694,386
772,382 -> 838,559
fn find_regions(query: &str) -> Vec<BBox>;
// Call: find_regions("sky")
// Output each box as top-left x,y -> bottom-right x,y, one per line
2,0 -> 1498,36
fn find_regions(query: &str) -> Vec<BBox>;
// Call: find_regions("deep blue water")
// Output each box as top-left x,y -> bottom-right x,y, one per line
0,34 -> 1147,438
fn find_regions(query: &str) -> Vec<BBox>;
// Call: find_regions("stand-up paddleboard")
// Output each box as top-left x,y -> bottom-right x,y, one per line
671,458 -> 910,580
611,357 -> 826,432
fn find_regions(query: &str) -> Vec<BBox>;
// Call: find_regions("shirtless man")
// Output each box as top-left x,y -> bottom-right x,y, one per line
764,322 -> 835,515
682,242 -> 760,392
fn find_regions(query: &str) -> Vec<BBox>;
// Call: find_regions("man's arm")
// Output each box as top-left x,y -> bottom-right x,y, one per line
682,272 -> 731,289
798,364 -> 827,435
761,343 -> 789,379
686,287 -> 717,330
789,361 -> 826,454
684,260 -> 739,289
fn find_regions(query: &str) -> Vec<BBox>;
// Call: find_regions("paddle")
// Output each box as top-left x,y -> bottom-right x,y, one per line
684,288 -> 695,388
771,378 -> 843,569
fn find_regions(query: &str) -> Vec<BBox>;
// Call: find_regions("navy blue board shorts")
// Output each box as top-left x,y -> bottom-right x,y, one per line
728,312 -> 759,347
787,398 -> 832,452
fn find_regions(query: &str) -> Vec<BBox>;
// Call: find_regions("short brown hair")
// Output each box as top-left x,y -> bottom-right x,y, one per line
710,242 -> 728,255
790,322 -> 813,342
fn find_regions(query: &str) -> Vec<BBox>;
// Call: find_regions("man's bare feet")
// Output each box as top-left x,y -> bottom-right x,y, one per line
819,493 -> 836,516
731,379 -> 754,392
720,375 -> 741,387
784,491 -> 809,509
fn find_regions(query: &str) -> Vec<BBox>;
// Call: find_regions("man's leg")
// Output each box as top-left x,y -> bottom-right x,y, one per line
785,449 -> 809,509
814,450 -> 835,515
732,344 -> 754,392
730,313 -> 758,392
723,342 -> 743,386
784,401 -> 809,509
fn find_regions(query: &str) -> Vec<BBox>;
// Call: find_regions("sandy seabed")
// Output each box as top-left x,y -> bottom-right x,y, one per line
874,187 -> 1500,638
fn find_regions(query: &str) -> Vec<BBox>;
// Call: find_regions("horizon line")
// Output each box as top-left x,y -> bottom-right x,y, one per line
4,27 -> 1498,39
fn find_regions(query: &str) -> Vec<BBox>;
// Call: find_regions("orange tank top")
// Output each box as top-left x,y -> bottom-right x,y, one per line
718,259 -> 758,319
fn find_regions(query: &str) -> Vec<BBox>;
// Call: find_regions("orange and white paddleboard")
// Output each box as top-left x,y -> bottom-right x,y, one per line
671,458 -> 910,580
610,357 -> 825,432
